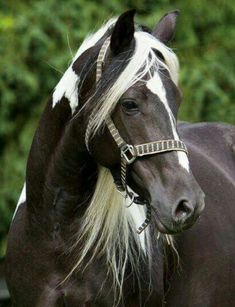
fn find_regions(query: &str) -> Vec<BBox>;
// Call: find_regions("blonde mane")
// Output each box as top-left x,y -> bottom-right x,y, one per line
62,19 -> 179,304
87,30 -> 179,139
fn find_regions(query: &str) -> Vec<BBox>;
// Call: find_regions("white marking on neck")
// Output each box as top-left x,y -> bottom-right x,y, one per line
12,183 -> 26,220
52,18 -> 117,113
146,72 -> 190,172
52,67 -> 79,114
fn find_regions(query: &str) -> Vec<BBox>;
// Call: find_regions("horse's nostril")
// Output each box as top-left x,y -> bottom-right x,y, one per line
173,199 -> 194,223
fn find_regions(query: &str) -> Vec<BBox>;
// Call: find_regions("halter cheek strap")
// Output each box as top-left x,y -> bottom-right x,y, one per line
85,37 -> 188,234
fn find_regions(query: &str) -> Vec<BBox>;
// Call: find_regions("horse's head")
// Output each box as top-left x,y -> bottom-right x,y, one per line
79,10 -> 205,235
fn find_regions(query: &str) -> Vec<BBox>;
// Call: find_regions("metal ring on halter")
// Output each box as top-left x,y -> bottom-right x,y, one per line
120,144 -> 136,164
125,192 -> 135,208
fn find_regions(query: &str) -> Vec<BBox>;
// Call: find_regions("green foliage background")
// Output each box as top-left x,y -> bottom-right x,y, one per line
0,0 -> 234,258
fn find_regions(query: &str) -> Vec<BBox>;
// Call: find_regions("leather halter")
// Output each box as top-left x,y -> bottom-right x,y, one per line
85,37 -> 188,234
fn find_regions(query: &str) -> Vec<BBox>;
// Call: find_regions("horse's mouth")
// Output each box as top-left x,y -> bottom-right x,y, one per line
129,170 -> 173,234
154,217 -> 183,234
154,213 -> 199,235
154,217 -> 173,234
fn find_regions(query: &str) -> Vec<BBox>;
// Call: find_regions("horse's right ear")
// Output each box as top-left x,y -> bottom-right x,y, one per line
110,10 -> 135,56
152,10 -> 180,44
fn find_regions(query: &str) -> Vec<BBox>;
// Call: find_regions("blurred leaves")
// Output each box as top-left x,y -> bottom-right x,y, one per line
0,0 -> 234,258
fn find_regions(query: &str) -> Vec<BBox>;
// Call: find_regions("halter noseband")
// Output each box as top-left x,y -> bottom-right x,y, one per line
85,37 -> 188,234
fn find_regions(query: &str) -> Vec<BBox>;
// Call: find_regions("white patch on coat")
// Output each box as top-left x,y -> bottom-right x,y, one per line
52,67 -> 80,114
12,183 -> 26,220
146,72 -> 190,172
126,202 -> 147,252
52,18 -> 117,113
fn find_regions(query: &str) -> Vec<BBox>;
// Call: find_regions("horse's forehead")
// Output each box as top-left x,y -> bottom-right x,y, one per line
146,70 -> 168,101
123,68 -> 173,103
122,82 -> 148,99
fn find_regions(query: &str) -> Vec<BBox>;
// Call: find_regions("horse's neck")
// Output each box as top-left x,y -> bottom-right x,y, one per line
26,97 -> 73,209
26,49 -> 96,210
44,119 -> 97,219
26,100 -> 97,221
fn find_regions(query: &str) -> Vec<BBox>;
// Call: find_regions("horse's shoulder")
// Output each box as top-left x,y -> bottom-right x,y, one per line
178,121 -> 235,181
178,121 -> 235,135
178,121 -> 235,150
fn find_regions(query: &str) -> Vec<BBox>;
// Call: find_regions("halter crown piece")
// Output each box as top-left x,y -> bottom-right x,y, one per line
85,37 -> 188,234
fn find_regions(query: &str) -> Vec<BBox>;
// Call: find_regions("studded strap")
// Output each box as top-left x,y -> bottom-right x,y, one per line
135,139 -> 188,156
136,202 -> 152,234
85,37 -> 111,151
96,37 -> 110,83
106,116 -> 125,148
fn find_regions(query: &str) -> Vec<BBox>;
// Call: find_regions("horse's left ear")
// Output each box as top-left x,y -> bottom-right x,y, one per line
110,9 -> 135,55
152,10 -> 180,44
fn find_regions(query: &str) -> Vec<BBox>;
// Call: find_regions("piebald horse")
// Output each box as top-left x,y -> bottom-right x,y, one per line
5,10 -> 235,306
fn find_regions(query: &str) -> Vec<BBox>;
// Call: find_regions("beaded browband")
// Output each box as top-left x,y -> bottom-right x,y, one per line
85,37 -> 188,234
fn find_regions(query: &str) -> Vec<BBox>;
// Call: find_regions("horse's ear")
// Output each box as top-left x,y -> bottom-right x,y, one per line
110,10 -> 135,55
152,10 -> 180,44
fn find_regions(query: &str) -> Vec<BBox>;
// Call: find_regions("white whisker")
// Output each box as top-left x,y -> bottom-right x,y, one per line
66,32 -> 74,59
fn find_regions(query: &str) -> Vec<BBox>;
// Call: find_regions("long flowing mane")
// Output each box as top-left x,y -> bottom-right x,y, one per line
54,18 -> 179,303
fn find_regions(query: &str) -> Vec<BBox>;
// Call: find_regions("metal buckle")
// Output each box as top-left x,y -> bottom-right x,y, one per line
121,144 -> 136,164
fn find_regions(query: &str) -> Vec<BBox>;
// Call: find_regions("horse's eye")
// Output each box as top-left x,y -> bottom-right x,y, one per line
121,99 -> 138,113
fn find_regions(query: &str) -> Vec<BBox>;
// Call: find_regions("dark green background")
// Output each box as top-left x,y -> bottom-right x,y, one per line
0,0 -> 234,258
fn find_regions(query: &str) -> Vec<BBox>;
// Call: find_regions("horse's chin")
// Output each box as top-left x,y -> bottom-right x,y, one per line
154,218 -> 174,234
154,215 -> 199,235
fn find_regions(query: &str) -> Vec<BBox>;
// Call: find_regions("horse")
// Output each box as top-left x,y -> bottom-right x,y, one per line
5,9 -> 235,306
